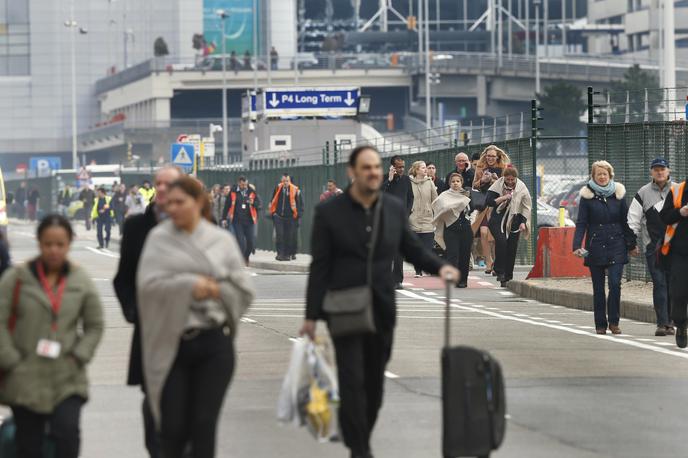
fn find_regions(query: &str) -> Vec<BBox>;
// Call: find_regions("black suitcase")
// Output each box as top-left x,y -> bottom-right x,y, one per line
442,281 -> 506,458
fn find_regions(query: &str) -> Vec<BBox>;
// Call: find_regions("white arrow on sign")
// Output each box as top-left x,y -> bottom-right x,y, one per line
344,91 -> 355,106
269,92 -> 280,108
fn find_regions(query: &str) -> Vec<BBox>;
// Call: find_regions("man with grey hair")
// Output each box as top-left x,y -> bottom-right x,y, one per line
445,152 -> 474,191
114,164 -> 183,458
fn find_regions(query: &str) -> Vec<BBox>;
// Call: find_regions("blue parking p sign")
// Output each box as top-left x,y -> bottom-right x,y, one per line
171,143 -> 195,171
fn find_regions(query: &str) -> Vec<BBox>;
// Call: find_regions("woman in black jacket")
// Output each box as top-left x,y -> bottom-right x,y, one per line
573,161 -> 636,335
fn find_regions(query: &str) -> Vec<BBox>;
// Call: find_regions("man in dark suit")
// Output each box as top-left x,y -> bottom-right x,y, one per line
113,165 -> 181,458
301,145 -> 458,458
382,155 -> 414,289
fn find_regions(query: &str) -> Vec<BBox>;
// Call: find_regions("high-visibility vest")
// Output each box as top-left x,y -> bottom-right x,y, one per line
660,181 -> 686,255
228,190 -> 258,224
139,187 -> 155,205
91,196 -> 113,219
269,183 -> 298,219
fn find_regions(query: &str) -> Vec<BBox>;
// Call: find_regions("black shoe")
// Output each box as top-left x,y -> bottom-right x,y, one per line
291,255 -> 296,260
97,245 -> 103,250
105,241 -> 109,249
457,282 -> 468,288
395,283 -> 404,290
676,327 -> 687,348
500,280 -> 508,288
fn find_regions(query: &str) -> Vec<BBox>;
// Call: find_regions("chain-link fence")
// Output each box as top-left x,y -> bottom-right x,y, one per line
588,86 -> 688,281
199,117 -> 539,264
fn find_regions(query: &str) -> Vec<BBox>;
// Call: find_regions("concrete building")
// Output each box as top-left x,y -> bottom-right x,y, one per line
587,0 -> 688,61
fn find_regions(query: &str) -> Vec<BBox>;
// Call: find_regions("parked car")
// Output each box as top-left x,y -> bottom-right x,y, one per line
537,200 -> 575,228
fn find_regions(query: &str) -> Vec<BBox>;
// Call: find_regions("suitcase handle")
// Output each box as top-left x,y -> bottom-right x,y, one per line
444,279 -> 452,348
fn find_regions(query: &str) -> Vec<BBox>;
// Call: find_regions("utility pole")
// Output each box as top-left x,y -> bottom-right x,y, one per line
424,0 -> 431,127
253,0 -> 258,92
218,10 -> 229,164
544,0 -> 549,57
525,0 -> 530,56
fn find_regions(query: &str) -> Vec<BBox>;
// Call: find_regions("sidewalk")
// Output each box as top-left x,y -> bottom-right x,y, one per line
508,277 -> 657,325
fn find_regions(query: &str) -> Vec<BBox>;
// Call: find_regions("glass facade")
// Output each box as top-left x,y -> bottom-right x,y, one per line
0,0 -> 30,76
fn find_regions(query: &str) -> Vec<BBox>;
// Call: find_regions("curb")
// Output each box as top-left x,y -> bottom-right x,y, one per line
508,280 -> 656,325
248,259 -> 309,273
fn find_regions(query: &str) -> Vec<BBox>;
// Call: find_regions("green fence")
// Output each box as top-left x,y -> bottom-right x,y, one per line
588,121 -> 688,281
199,136 -> 537,265
5,176 -> 57,215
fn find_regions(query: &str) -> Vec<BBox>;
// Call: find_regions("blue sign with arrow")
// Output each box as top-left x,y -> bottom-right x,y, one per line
263,87 -> 360,117
170,143 -> 195,171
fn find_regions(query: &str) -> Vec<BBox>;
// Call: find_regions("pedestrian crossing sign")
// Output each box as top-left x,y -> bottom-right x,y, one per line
171,143 -> 195,170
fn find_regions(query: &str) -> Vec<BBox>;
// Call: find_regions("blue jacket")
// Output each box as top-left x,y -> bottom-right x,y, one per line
573,183 -> 636,267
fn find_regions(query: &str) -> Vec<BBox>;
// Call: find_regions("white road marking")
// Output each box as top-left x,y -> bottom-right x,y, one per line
85,247 -> 120,258
498,291 -> 515,296
240,317 -> 257,324
478,281 -> 493,286
398,290 -> 688,361
384,371 -> 399,379
423,292 -> 438,296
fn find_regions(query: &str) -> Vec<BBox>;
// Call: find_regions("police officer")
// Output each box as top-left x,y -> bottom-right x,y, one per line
92,187 -> 113,249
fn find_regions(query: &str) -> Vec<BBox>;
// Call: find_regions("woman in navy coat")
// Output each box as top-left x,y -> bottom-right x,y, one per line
573,160 -> 636,335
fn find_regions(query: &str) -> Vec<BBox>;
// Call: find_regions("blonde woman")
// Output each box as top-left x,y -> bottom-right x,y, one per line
472,145 -> 511,274
409,160 -> 438,277
573,161 -> 636,335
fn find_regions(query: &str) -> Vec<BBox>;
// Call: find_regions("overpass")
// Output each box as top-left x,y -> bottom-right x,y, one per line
84,52 -> 683,162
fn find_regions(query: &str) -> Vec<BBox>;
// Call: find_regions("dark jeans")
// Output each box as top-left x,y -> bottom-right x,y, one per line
589,263 -> 625,329
333,330 -> 393,456
670,253 -> 688,328
115,210 -> 125,234
392,255 -> 403,284
159,327 -> 235,458
143,395 -> 160,458
84,208 -> 92,231
274,215 -> 297,258
490,214 -> 520,282
96,218 -> 111,248
414,232 -> 434,275
646,252 -> 671,326
12,395 -> 85,458
233,220 -> 255,262
446,221 -> 474,285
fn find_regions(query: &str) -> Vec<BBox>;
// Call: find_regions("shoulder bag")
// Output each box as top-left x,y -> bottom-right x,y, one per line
322,197 -> 383,338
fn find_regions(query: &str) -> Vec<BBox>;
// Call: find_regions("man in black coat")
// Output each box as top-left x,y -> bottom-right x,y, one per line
382,155 -> 414,288
301,145 -> 458,458
444,152 -> 475,191
113,165 -> 181,458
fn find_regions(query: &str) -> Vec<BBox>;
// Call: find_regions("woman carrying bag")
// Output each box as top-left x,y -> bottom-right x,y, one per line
137,176 -> 254,458
471,145 -> 511,275
573,161 -> 636,335
0,215 -> 104,458
408,161 -> 438,277
433,173 -> 473,288
485,166 -> 532,288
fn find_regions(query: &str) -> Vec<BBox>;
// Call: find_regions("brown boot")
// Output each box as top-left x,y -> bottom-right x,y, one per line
596,328 -> 607,335
609,324 -> 621,335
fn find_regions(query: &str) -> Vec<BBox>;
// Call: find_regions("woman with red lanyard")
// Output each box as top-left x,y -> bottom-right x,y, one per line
0,214 -> 104,458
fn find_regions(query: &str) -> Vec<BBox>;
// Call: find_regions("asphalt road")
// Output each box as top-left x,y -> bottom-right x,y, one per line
4,220 -> 688,458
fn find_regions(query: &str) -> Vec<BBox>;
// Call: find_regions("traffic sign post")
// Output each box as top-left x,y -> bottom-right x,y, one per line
170,143 -> 195,172
262,87 -> 361,117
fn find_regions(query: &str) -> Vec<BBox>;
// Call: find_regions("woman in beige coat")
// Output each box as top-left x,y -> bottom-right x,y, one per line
409,160 -> 438,277
0,215 -> 104,458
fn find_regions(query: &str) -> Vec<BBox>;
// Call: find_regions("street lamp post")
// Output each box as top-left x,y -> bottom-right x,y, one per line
424,0 -> 431,128
217,10 -> 229,164
65,1 -> 87,170
534,0 -> 541,95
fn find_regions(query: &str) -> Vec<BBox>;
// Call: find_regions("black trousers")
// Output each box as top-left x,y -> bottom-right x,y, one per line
489,214 -> 520,281
143,394 -> 160,458
274,215 -> 296,258
159,327 -> 235,458
332,330 -> 393,456
670,253 -> 688,327
445,221 -> 474,285
233,220 -> 255,262
414,233 -> 435,275
83,208 -> 92,230
12,395 -> 85,458
96,217 -> 111,248
392,255 -> 404,284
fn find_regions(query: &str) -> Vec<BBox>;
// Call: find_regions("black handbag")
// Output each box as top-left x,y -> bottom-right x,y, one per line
322,196 -> 383,338
470,189 -> 487,211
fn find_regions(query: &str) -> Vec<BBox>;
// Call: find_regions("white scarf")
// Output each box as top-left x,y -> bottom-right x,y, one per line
488,177 -> 532,239
432,188 -> 471,250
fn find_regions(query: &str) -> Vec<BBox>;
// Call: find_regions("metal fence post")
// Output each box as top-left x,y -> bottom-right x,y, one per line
606,92 -> 611,124
624,91 -> 630,123
644,88 -> 649,122
325,141 -> 330,165
530,99 -> 541,262
333,141 -> 339,165
587,86 -> 594,124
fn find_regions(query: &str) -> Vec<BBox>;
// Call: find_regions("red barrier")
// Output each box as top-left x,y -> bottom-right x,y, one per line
527,227 -> 590,279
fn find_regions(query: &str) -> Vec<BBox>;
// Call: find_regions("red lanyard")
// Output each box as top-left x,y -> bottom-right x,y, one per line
36,262 -> 67,332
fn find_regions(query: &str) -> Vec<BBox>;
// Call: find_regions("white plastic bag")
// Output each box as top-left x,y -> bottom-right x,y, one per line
277,338 -> 340,442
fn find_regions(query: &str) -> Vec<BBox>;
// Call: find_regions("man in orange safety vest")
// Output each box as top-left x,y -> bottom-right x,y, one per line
270,173 -> 303,261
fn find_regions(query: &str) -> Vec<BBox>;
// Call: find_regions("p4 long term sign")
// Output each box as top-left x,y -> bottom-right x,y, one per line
261,87 -> 361,118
